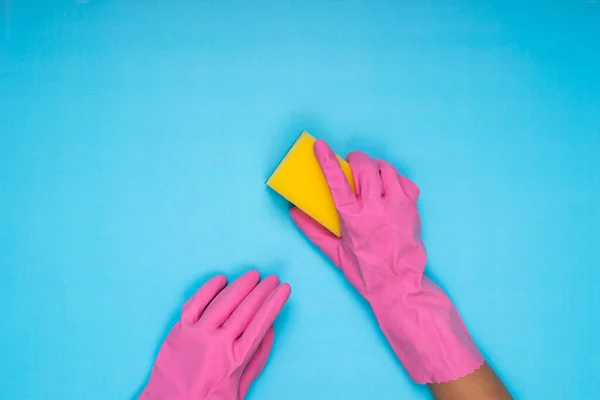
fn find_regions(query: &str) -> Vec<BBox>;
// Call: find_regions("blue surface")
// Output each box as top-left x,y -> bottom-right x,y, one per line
1,1 -> 599,399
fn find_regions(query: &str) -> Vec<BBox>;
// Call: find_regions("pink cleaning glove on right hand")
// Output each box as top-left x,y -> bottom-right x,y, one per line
290,140 -> 484,384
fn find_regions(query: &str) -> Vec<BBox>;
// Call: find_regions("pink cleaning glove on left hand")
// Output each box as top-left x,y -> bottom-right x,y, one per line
290,140 -> 484,384
139,271 -> 291,400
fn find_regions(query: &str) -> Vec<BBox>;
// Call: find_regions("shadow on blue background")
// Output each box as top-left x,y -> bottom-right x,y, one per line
1,1 -> 599,399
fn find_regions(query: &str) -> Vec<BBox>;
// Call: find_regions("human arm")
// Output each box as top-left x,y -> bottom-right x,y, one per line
430,362 -> 512,400
290,139 -> 511,396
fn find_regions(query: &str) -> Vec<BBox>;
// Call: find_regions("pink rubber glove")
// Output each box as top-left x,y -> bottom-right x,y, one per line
140,271 -> 291,399
290,140 -> 484,384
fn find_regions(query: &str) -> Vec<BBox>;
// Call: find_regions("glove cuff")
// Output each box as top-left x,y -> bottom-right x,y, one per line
367,277 -> 485,384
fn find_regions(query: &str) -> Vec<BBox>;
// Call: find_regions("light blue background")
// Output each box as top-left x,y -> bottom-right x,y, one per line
1,1 -> 599,399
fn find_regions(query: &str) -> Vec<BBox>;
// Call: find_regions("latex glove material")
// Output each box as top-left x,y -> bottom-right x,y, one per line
140,271 -> 291,399
290,140 -> 484,384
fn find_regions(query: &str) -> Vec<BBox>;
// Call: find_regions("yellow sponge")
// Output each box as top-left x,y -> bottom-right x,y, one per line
266,131 -> 355,237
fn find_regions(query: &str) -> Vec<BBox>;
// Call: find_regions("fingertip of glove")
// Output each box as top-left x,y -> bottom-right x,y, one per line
212,274 -> 228,285
398,175 -> 421,202
274,283 -> 292,302
289,207 -> 310,225
314,138 -> 327,151
314,139 -> 334,161
346,150 -> 370,164
280,282 -> 292,296
289,206 -> 300,216
240,269 -> 261,283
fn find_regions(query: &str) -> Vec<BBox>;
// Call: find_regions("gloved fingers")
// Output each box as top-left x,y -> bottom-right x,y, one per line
314,140 -> 357,211
181,275 -> 228,325
222,275 -> 280,338
236,283 -> 291,357
201,270 -> 261,329
376,159 -> 403,198
238,327 -> 275,399
347,151 -> 382,202
376,159 -> 420,202
290,207 -> 341,263
398,174 -> 420,202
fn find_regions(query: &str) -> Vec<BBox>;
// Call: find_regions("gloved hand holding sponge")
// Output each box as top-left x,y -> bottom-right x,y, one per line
140,133 -> 511,399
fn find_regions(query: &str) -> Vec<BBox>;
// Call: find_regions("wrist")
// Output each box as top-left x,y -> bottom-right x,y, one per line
366,277 -> 484,384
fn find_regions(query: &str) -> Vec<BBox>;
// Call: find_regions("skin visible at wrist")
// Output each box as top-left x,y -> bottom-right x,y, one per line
430,362 -> 513,400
